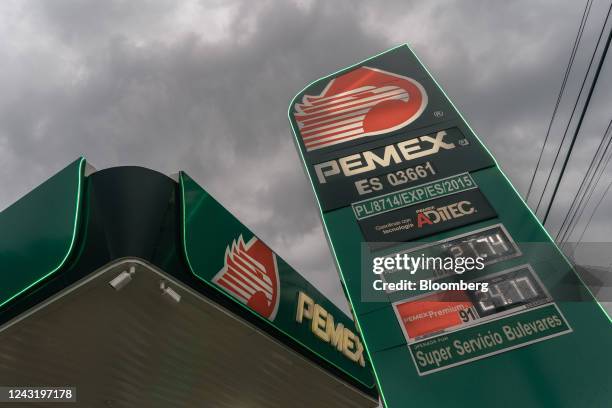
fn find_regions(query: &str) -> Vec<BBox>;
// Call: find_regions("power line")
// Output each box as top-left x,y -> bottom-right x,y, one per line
575,173 -> 612,247
535,1 -> 612,217
559,130 -> 612,243
526,0 -> 593,202
561,120 -> 612,245
556,119 -> 612,242
541,3 -> 612,225
533,2 -> 610,216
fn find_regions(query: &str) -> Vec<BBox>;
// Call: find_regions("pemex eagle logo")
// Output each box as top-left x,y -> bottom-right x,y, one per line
213,235 -> 280,321
294,66 -> 428,152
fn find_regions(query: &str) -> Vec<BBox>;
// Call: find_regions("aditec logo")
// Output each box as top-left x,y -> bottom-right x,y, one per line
416,201 -> 476,228
294,66 -> 428,152
213,235 -> 280,320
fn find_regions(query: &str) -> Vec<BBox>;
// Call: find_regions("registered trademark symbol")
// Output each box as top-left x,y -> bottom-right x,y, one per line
434,110 -> 444,118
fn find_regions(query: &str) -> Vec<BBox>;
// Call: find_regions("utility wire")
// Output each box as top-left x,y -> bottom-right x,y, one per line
526,0 -> 593,202
561,121 -> 612,245
541,3 -> 612,224
575,175 -> 612,247
559,139 -> 612,243
557,119 -> 612,242
534,1 -> 601,215
556,118 -> 612,240
564,153 -> 612,257
559,141 -> 611,245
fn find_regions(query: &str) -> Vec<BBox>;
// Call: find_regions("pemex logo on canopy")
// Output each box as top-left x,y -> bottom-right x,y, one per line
213,235 -> 280,321
294,67 -> 428,152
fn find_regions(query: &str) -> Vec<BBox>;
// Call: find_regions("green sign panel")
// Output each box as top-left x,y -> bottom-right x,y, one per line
288,44 -> 612,407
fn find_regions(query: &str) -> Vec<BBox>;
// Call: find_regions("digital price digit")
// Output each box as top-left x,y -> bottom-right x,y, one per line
470,266 -> 549,317
441,225 -> 520,265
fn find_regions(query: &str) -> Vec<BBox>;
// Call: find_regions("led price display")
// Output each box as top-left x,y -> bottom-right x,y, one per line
468,266 -> 548,317
379,224 -> 521,290
437,224 -> 520,265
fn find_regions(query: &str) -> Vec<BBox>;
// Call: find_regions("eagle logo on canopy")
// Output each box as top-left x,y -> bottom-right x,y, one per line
213,235 -> 280,321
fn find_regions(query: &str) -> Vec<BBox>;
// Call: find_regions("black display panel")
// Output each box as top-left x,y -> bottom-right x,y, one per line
308,125 -> 494,211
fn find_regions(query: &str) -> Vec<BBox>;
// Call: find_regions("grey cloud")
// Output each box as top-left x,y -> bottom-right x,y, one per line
1,0 -> 611,312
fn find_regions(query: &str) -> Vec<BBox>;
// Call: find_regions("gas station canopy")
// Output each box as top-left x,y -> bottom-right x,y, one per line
0,159 -> 378,407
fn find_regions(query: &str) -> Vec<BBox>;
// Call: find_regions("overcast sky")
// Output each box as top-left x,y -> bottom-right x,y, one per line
1,0 -> 611,312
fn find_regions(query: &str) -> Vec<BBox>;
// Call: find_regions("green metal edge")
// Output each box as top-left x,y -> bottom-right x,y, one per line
0,157 -> 86,309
